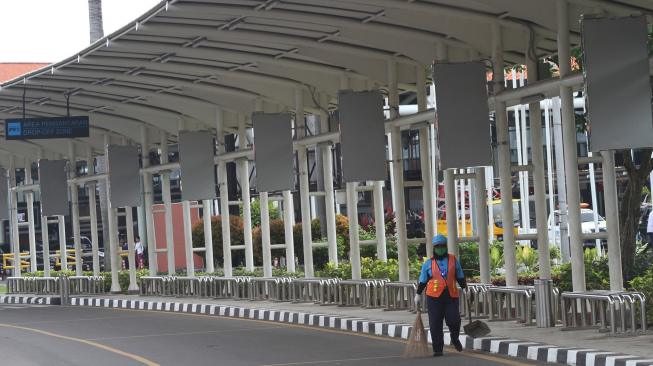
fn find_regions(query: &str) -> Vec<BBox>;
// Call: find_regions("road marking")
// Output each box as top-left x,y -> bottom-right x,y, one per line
260,355 -> 401,365
0,323 -> 160,366
88,325 -> 282,341
108,307 -> 533,366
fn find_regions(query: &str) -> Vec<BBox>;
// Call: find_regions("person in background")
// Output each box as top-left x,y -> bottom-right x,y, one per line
414,234 -> 467,357
135,236 -> 144,269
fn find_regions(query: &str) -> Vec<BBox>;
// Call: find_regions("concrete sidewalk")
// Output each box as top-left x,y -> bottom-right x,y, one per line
45,293 -> 653,366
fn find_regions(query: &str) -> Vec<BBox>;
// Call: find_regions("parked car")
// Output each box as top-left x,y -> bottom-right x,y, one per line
548,208 -> 607,250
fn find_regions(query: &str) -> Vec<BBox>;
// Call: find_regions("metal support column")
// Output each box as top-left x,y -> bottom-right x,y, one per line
108,204 -> 120,293
296,88 -> 314,277
25,158 -> 37,272
527,47 -> 552,279
320,106 -> 339,266
126,207 -> 139,292
57,215 -> 67,272
88,181 -> 100,275
238,117 -> 254,272
475,168 -> 491,284
9,157 -> 20,277
417,65 -> 434,257
347,182 -> 361,280
260,192 -> 272,277
602,151 -> 623,291
388,59 -> 409,281
160,131 -> 175,274
444,169 -> 458,256
492,22 -> 518,286
202,200 -> 214,273
69,142 -> 83,275
182,200 -> 195,277
557,0 -> 586,291
282,190 -> 296,272
41,215 -> 51,277
373,181 -> 387,261
140,126 -> 158,275
216,109 -> 233,277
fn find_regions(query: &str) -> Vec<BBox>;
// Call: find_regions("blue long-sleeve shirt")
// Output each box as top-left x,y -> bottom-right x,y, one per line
418,256 -> 464,284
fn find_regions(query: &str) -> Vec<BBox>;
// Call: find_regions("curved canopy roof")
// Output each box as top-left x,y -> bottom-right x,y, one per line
0,0 -> 651,166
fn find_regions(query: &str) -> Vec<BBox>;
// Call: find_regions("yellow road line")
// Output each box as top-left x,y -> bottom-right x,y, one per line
88,325 -> 281,341
107,307 -> 531,365
0,323 -> 160,366
260,355 -> 401,365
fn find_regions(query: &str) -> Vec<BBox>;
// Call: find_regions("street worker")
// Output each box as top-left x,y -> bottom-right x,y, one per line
414,234 -> 467,356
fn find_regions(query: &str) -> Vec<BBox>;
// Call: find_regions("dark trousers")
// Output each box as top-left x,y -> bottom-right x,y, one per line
426,290 -> 461,353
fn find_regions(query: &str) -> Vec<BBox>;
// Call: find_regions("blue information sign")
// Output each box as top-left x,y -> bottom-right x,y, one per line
5,116 -> 89,140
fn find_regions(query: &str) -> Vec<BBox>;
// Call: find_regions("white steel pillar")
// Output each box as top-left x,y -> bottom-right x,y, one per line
319,93 -> 339,266
444,169 -> 459,256
282,190 -> 296,272
347,182 -> 361,280
296,88 -> 314,277
475,168 -> 491,284
88,181 -> 100,276
105,141 -> 120,292
182,200 -> 195,277
557,0 -> 586,291
492,22 -> 518,286
417,65 -> 434,257
216,109 -> 233,277
9,157 -> 20,277
57,215 -> 67,272
602,151 -> 623,291
69,142 -> 83,275
260,192 -> 272,277
140,126 -> 158,275
25,158 -> 37,272
544,102 -> 558,249
107,204 -> 120,293
388,59 -> 409,281
38,151 -> 51,277
160,131 -> 175,274
125,207 -> 139,292
527,47 -> 552,279
41,215 -> 51,276
202,199 -> 214,273
552,99 -> 571,262
373,181 -> 387,261
238,116 -> 254,272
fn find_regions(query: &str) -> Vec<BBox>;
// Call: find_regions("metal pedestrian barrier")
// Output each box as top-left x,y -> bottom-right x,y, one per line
338,279 -> 389,308
290,278 -> 324,303
7,276 -> 60,295
560,291 -> 647,335
487,286 -> 535,325
68,276 -> 106,295
384,282 -> 417,311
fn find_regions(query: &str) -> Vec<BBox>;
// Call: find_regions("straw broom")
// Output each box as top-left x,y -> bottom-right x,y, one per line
403,310 -> 431,358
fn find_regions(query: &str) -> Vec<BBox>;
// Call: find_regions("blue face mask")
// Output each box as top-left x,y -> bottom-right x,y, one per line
434,246 -> 447,257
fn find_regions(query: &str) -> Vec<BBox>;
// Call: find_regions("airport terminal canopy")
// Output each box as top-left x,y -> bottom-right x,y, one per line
0,0 -> 651,167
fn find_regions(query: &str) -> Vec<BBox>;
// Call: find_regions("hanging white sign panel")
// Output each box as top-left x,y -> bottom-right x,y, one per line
108,145 -> 142,207
253,113 -> 294,192
338,90 -> 387,182
39,159 -> 69,216
179,131 -> 217,201
582,16 -> 653,152
434,62 -> 492,169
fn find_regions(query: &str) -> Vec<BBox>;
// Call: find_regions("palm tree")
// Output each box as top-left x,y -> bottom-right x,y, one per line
88,0 -> 104,43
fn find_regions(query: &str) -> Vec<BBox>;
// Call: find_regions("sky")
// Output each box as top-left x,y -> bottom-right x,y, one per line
0,0 -> 161,63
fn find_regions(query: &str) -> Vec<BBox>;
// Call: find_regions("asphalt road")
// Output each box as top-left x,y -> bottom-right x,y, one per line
0,304 -> 543,366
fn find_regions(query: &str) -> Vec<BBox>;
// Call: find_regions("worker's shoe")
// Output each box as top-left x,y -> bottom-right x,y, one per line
433,352 -> 443,357
452,339 -> 463,352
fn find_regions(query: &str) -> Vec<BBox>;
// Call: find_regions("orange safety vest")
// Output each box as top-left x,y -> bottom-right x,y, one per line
425,254 -> 459,299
